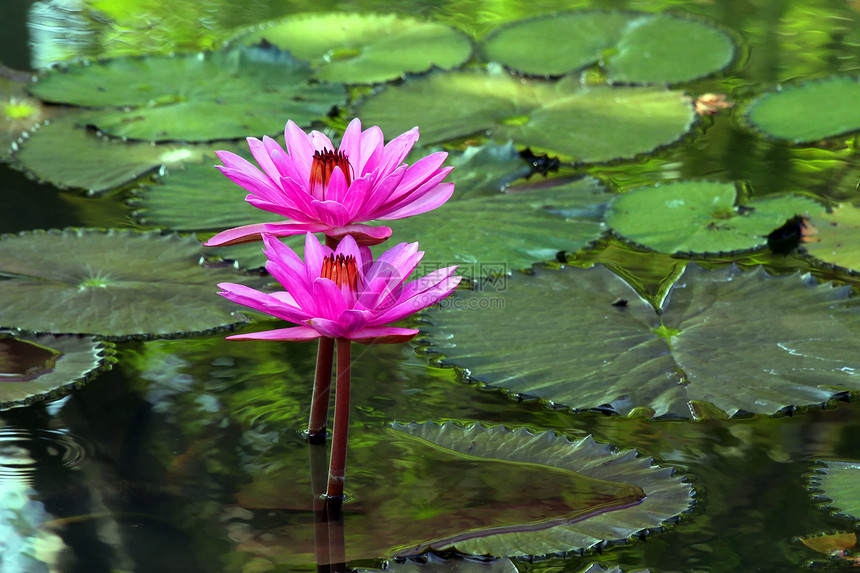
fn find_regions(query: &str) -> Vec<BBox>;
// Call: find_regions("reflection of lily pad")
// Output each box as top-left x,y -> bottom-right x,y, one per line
239,13 -> 472,84
606,181 -> 824,254
360,554 -> 518,573
376,175 -> 608,275
421,264 -> 860,419
746,77 -> 860,142
13,115 -> 211,194
28,46 -> 346,141
483,12 -> 734,84
802,203 -> 860,273
0,333 -> 114,410
810,460 -> 860,520
0,229 -> 260,338
390,421 -> 692,558
356,68 -> 696,163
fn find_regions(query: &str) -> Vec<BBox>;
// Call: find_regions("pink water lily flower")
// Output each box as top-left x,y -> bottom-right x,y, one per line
204,118 -> 455,247
218,233 -> 461,344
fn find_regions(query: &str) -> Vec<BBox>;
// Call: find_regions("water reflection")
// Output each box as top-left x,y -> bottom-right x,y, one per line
0,426 -> 86,484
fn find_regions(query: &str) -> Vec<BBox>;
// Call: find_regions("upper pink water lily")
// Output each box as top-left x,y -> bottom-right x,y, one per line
218,233 -> 461,344
204,118 -> 455,247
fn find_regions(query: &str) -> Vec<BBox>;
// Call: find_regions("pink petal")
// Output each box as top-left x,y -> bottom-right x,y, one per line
215,165 -> 282,204
303,232 -> 330,283
284,120 -> 315,181
263,221 -> 332,237
246,196 -> 313,222
394,153 -> 449,195
217,282 -> 310,324
308,129 -> 334,153
353,167 -> 404,220
227,326 -> 323,342
375,127 -> 419,179
325,224 -> 392,246
324,166 -> 349,205
357,126 -> 384,175
313,199 -> 352,227
338,118 -> 363,172
204,222 -> 274,246
269,142 -> 305,187
312,277 -> 349,320
278,177 -> 322,220
348,326 -> 419,344
247,136 -> 284,186
370,275 -> 462,325
376,182 -> 455,220
338,177 -> 373,216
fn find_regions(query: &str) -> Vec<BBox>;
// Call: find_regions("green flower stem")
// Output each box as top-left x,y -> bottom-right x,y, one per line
326,337 -> 351,499
306,237 -> 340,443
307,336 -> 334,443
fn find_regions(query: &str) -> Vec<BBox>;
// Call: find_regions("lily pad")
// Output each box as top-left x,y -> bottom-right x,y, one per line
810,461 -> 860,520
356,68 -> 696,163
1,77 -> 61,160
389,421 -> 691,557
0,229 -> 261,338
802,203 -> 860,273
605,180 -> 825,254
361,554 -> 519,573
238,13 -> 472,84
421,264 -> 860,419
12,115 -> 213,194
377,176 -> 608,276
0,333 -> 114,410
746,76 -> 860,142
28,46 -> 346,142
482,12 -> 735,84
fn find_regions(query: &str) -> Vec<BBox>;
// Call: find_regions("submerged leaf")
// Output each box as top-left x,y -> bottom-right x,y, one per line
482,11 -> 734,84
799,531 -> 857,555
810,460 -> 860,520
421,264 -> 860,419
28,46 -> 346,141
0,229 -> 260,338
0,333 -> 114,410
389,422 -> 691,558
606,181 -> 824,254
746,76 -> 860,142
356,68 -> 696,163
238,13 -> 472,84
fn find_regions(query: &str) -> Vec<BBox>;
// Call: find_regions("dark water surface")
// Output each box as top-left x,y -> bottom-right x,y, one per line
3,0 -> 860,571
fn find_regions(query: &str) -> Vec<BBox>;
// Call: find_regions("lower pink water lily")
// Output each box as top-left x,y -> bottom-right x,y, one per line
204,118 -> 454,247
218,233 -> 461,344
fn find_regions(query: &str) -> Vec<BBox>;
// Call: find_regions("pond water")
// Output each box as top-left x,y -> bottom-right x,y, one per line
2,0 -> 860,571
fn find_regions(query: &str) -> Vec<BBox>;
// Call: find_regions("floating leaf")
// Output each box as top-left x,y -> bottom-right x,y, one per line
799,531 -> 857,555
28,46 -> 346,142
238,13 -> 472,84
1,77 -> 60,160
802,203 -> 860,273
361,555 -> 518,573
389,422 -> 691,557
606,181 -> 825,254
376,176 -> 608,276
12,115 -> 212,194
810,461 -> 860,520
0,333 -> 114,410
356,68 -> 696,163
421,264 -> 860,419
0,229 -> 261,338
482,12 -> 734,84
746,76 -> 860,142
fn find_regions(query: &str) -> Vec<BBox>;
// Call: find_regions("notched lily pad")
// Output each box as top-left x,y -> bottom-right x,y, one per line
2,77 -> 61,160
389,421 -> 692,558
0,229 -> 262,338
420,264 -> 860,419
810,460 -> 860,520
28,46 -> 347,142
802,203 -> 860,274
13,115 -> 212,194
0,332 -> 114,410
356,68 -> 696,163
482,11 -> 734,84
746,76 -> 860,143
238,13 -> 472,84
606,180 -> 825,254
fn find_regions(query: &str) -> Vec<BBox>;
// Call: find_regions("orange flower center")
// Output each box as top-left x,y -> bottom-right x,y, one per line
320,254 -> 360,292
309,148 -> 352,199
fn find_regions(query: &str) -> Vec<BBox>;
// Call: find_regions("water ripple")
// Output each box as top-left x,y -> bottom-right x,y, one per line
0,427 -> 89,485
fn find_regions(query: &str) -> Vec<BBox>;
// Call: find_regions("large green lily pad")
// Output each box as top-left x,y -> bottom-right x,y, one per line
802,203 -> 860,273
28,46 -> 346,142
482,11 -> 735,84
421,264 -> 860,419
2,77 -> 61,161
238,13 -> 472,84
746,76 -> 860,143
0,333 -> 114,410
810,461 -> 860,520
356,68 -> 696,163
0,229 -> 262,338
606,180 -> 825,254
13,115 -> 213,194
389,421 -> 691,557
376,176 -> 608,276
